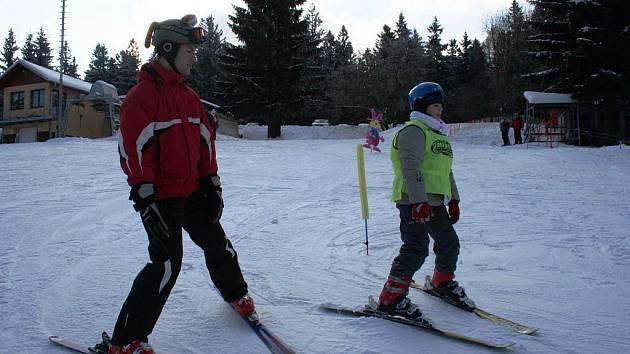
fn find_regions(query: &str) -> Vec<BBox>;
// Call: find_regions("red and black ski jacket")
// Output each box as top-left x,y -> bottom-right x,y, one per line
118,62 -> 217,200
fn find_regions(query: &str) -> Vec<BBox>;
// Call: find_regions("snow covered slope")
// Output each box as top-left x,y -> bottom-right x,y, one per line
1,125 -> 629,353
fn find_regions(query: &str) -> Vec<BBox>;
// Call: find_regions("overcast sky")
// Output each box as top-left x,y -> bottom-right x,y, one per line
1,0 -> 528,77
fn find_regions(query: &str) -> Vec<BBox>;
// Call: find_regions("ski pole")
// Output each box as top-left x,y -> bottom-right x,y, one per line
356,144 -> 369,255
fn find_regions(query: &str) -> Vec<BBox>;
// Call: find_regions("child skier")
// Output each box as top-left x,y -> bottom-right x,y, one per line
377,82 -> 475,320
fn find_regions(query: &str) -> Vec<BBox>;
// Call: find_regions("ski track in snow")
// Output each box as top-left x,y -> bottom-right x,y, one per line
1,127 -> 629,354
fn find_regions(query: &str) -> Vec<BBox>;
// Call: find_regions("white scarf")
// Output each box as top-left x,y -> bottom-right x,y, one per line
410,111 -> 449,136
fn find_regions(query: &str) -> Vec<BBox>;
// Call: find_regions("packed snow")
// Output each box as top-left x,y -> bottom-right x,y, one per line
1,123 -> 629,354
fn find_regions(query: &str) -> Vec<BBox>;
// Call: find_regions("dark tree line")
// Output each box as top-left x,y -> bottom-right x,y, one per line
83,40 -> 141,94
188,2 -> 497,138
3,0 -> 627,134
1,27 -> 79,78
525,0 -> 630,107
485,1 -> 534,117
1,27 -> 141,95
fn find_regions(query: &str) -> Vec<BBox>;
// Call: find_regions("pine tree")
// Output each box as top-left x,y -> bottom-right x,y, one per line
220,0 -> 312,138
404,29 -> 429,87
376,24 -> 396,59
106,57 -> 117,84
482,0 -> 534,116
448,37 -> 493,122
395,12 -> 412,40
113,39 -> 141,94
1,28 -> 19,72
570,0 -> 630,142
305,4 -> 325,42
457,32 -> 473,82
321,30 -> 338,72
34,27 -> 54,68
21,33 -> 37,63
524,0 -> 574,92
571,0 -> 630,105
189,16 -> 226,102
326,25 -> 360,123
426,17 -> 447,82
299,4 -> 329,123
84,43 -> 115,83
390,15 -> 427,119
335,26 -> 354,66
59,40 -> 79,78
369,24 -> 396,118
443,39 -> 460,89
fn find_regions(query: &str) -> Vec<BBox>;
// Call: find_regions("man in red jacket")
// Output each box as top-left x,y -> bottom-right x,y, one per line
512,112 -> 524,144
99,15 -> 256,354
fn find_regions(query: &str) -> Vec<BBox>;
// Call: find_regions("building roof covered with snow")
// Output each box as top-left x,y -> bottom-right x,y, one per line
0,59 -> 92,93
523,91 -> 578,106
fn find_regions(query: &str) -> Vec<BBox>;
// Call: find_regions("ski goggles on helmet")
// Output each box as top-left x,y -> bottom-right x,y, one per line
155,23 -> 206,45
190,27 -> 206,45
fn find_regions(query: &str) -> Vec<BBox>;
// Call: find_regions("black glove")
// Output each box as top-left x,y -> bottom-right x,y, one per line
130,183 -> 169,241
199,175 -> 223,223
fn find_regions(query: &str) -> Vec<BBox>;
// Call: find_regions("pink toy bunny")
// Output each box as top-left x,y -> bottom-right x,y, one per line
363,108 -> 385,152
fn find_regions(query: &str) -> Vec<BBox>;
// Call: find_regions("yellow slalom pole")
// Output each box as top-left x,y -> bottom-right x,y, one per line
356,144 -> 369,255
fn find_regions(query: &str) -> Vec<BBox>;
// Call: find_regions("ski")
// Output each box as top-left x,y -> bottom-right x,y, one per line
228,303 -> 296,354
48,335 -> 92,353
320,296 -> 515,349
411,276 -> 538,335
49,332 -> 117,354
211,285 -> 295,354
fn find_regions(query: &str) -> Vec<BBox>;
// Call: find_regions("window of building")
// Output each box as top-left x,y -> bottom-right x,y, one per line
10,91 -> 25,110
31,89 -> 45,108
52,91 -> 67,107
2,134 -> 16,143
52,91 -> 67,118
37,131 -> 51,142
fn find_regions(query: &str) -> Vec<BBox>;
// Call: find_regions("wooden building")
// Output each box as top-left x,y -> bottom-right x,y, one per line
0,59 -> 119,143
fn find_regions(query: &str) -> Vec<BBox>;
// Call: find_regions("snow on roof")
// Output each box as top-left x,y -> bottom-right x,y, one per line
523,91 -> 578,105
0,59 -> 92,93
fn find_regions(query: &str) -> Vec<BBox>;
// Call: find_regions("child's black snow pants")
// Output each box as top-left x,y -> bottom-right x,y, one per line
111,189 -> 248,346
389,204 -> 460,280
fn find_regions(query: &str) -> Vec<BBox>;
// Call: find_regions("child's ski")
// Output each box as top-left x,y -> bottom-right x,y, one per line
412,276 -> 538,335
321,296 -> 515,349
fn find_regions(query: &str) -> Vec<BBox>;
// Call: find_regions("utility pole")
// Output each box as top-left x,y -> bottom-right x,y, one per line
58,0 -> 66,137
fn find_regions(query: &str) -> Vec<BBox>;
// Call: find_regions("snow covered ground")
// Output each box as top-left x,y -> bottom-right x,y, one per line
1,123 -> 629,354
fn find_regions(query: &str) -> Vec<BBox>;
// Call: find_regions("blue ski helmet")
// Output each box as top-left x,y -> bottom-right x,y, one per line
408,82 -> 444,112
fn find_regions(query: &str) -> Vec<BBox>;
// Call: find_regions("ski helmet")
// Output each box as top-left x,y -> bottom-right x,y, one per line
144,14 -> 205,73
408,82 -> 444,112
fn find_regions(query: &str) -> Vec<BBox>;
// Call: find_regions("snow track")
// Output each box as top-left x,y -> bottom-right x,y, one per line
1,129 -> 629,353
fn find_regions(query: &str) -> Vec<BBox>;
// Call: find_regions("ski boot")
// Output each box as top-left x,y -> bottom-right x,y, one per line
378,275 -> 425,321
232,293 -> 260,324
425,273 -> 476,311
92,332 -> 155,354
108,340 -> 155,354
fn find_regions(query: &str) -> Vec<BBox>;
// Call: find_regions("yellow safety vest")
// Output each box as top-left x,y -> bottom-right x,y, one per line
391,119 -> 453,202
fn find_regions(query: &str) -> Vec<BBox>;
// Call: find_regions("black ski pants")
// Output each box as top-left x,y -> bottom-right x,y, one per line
389,204 -> 460,280
514,128 -> 522,144
111,190 -> 248,346
501,130 -> 511,146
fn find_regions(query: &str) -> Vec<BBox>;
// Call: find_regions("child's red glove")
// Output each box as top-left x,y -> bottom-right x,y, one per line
411,203 -> 433,223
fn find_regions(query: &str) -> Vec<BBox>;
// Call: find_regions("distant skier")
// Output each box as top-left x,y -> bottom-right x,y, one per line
500,119 -> 511,146
102,15 -> 256,354
512,113 -> 523,144
377,82 -> 474,321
